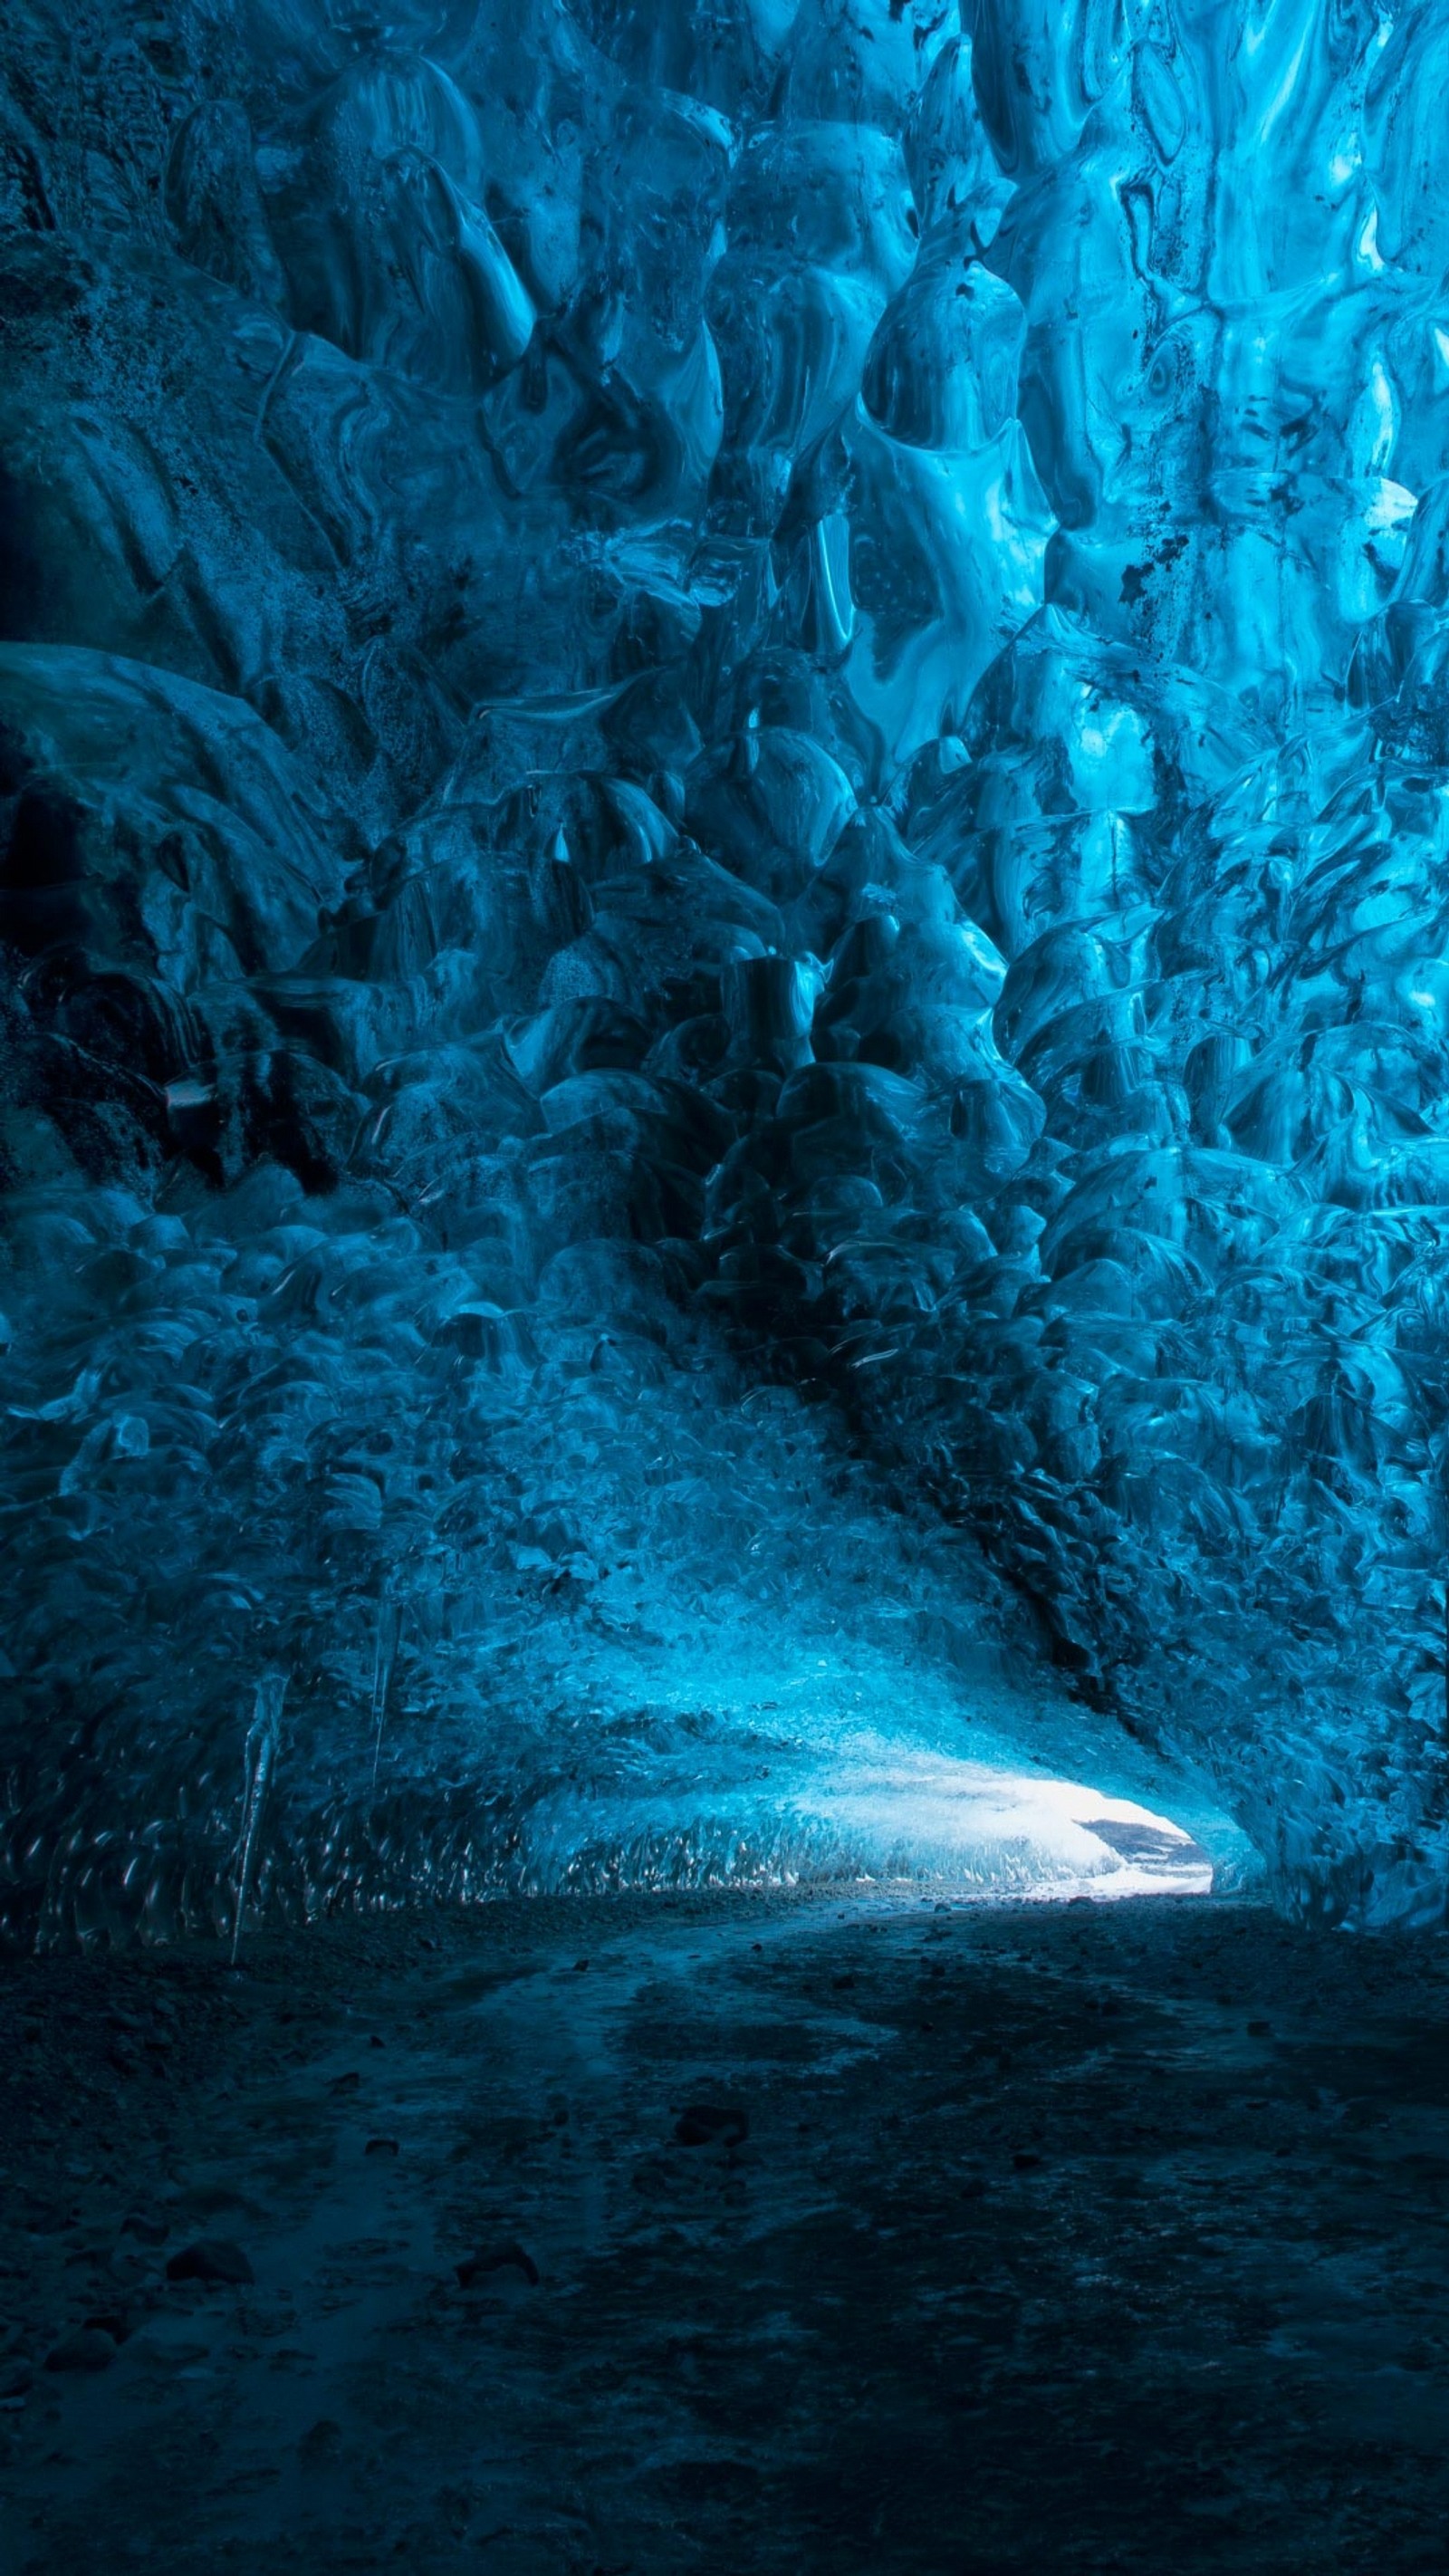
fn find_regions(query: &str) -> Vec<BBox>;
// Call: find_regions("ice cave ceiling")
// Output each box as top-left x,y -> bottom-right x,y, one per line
3,0 -> 1448,1940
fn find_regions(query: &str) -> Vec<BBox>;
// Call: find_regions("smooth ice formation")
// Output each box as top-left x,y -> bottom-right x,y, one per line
1,0 -> 1446,1936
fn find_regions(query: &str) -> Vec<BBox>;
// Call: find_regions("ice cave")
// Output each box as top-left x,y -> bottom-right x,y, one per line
4,3 -> 1449,2569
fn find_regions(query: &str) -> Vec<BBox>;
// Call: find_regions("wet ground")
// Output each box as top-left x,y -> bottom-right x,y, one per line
3,1887 -> 1448,2572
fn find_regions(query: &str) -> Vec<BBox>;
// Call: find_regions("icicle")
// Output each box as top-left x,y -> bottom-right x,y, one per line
369,1596 -> 399,1797
231,1671 -> 286,1968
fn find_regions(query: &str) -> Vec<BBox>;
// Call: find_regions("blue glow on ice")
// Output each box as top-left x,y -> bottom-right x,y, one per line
0,0 -> 1444,1935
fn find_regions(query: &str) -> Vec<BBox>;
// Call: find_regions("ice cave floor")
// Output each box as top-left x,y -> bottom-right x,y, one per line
3,1887 -> 1448,2575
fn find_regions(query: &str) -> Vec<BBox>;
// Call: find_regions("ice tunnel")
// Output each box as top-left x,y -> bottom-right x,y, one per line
2,0 -> 1447,1944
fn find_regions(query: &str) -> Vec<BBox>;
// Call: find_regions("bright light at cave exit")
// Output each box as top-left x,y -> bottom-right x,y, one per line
538,1631 -> 1221,1902
811,1744 -> 1214,1900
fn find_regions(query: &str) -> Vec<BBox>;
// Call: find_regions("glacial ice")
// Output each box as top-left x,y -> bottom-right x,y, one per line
2,0 -> 1447,1937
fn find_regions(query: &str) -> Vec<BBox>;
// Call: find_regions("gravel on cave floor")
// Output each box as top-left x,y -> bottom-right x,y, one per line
2,1886 -> 1448,2572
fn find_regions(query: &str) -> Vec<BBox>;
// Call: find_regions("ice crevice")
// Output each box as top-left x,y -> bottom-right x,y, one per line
0,0 -> 1444,1939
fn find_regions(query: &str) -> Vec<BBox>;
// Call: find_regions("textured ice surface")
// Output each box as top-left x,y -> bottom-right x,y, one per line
1,0 -> 1444,1934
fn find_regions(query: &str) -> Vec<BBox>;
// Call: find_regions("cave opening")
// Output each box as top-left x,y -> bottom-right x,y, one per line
5,0 -> 1449,2563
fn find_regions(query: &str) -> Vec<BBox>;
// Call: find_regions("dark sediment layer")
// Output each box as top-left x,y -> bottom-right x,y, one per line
3,1890 -> 1447,2571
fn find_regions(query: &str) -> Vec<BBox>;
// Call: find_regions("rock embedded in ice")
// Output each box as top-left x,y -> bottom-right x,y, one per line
43,2326 -> 117,2373
165,2240 -> 254,2288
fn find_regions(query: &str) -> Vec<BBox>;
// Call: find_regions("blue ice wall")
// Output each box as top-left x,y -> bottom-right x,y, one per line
0,0 -> 1444,1934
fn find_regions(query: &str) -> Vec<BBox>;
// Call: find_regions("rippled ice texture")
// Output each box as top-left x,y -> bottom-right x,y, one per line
1,0 -> 1444,1936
